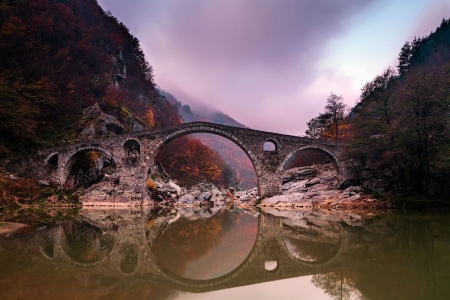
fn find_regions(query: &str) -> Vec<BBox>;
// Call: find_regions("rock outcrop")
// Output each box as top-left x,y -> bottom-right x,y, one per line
259,164 -> 373,209
148,163 -> 373,209
77,104 -> 145,141
150,180 -> 229,207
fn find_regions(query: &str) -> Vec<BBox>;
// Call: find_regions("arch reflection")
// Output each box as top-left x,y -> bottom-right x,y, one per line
60,221 -> 115,264
146,208 -> 258,281
283,222 -> 342,265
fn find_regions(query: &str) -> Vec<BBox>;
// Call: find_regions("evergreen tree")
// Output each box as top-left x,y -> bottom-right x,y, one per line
397,41 -> 412,74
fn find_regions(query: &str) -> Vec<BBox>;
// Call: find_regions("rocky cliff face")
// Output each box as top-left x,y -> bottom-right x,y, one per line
259,164 -> 367,208
77,104 -> 144,141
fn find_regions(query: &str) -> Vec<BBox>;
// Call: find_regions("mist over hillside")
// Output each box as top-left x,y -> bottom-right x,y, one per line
160,90 -> 257,189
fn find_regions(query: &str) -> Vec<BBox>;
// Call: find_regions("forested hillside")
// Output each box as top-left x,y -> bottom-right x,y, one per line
306,18 -> 450,196
0,0 -> 242,189
0,0 -> 182,157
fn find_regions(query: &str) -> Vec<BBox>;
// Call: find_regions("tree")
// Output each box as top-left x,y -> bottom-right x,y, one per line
325,93 -> 347,140
305,93 -> 347,141
360,67 -> 398,125
347,62 -> 450,194
397,41 -> 412,74
0,0 -> 183,158
392,64 -> 450,193
305,113 -> 330,139
397,37 -> 423,75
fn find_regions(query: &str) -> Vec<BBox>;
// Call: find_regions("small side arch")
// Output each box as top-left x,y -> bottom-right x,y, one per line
60,146 -> 115,185
280,223 -> 344,267
45,152 -> 59,167
118,245 -> 139,275
263,138 -> 279,152
123,138 -> 141,157
53,222 -> 118,267
264,260 -> 279,273
276,145 -> 343,177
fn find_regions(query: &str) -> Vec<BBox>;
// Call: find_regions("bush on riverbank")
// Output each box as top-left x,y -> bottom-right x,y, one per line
0,171 -> 79,208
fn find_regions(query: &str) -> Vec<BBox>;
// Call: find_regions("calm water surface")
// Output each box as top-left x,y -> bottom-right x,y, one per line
1,207 -> 450,299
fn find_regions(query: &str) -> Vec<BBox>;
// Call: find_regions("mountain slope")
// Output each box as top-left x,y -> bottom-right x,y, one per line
0,0 -> 241,189
0,0 -> 181,158
346,18 -> 450,195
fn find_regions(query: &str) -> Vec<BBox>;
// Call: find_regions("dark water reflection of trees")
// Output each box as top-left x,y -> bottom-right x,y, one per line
307,213 -> 450,300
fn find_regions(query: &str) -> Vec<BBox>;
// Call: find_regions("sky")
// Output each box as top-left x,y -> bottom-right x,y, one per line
97,0 -> 450,136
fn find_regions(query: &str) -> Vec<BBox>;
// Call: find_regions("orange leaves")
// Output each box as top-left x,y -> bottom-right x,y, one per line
319,119 -> 353,142
0,0 -> 185,157
143,109 -> 156,128
102,87 -> 121,109
156,136 -> 227,187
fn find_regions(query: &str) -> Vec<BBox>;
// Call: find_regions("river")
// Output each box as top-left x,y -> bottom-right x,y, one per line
0,207 -> 449,299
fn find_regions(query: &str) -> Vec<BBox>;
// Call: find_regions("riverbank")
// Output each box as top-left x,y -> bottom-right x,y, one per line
149,163 -> 450,212
2,164 -> 450,214
0,168 -> 81,208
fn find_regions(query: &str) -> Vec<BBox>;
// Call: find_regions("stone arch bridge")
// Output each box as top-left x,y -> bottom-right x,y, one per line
35,121 -> 348,205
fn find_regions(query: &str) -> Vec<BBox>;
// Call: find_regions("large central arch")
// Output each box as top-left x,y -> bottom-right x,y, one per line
144,124 -> 262,194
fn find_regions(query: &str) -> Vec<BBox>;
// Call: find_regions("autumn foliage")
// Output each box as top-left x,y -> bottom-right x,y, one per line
0,0 -> 244,189
305,93 -> 352,142
192,133 -> 257,189
0,0 -> 181,158
156,136 -> 238,188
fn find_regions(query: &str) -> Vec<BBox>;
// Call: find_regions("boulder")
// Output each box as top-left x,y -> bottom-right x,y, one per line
306,178 -> 320,187
165,181 -> 181,195
198,192 -> 212,201
97,114 -> 124,135
151,181 -> 181,201
282,167 -> 314,183
175,194 -> 197,206
38,180 -> 50,187
80,124 -> 96,140
125,117 -> 144,132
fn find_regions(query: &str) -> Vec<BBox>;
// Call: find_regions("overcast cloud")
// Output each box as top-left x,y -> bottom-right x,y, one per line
98,0 -> 450,135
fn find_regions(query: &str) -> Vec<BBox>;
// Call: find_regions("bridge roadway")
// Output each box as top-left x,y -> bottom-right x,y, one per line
5,208 -> 364,294
34,121 -> 347,205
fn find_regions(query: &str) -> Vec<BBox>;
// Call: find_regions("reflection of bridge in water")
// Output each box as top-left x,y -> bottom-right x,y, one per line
2,208 -> 450,299
30,208 -> 364,293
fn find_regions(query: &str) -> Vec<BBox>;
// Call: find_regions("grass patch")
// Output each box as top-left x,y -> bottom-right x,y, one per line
0,172 -> 79,208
